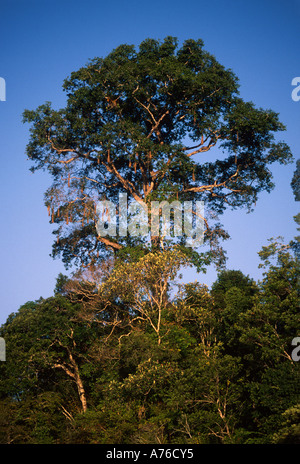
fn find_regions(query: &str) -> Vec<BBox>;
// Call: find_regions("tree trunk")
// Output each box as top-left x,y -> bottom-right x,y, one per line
69,352 -> 88,413
74,367 -> 87,413
54,352 -> 88,413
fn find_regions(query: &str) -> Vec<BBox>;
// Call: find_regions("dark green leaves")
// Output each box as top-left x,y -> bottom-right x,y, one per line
23,37 -> 292,269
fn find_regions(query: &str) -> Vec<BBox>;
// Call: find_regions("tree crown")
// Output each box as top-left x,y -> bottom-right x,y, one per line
23,37 -> 293,269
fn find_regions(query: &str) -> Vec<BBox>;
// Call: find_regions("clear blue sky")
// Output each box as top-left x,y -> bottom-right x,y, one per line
0,0 -> 299,324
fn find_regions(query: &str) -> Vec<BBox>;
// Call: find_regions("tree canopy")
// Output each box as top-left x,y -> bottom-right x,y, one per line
23,37 -> 292,270
0,243 -> 299,444
291,159 -> 300,250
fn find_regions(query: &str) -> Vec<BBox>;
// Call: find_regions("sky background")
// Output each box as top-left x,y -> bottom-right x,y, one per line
0,0 -> 299,324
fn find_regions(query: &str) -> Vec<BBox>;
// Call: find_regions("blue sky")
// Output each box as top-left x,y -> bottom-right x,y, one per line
0,0 -> 299,324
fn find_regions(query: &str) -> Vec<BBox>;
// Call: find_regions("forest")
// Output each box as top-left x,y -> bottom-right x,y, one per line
0,241 -> 299,444
0,37 -> 299,444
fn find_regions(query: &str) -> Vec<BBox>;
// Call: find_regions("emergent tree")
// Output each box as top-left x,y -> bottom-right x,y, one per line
23,37 -> 293,270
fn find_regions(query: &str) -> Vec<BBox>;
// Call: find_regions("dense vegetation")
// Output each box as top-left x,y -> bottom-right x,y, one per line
0,240 -> 299,444
1,37 -> 298,445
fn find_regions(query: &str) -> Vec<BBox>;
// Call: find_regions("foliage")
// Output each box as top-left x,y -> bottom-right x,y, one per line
291,159 -> 300,253
0,241 -> 299,444
13,37 -> 298,445
23,37 -> 292,270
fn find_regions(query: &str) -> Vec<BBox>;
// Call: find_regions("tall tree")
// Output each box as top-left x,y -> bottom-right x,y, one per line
291,159 -> 300,251
23,37 -> 292,270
